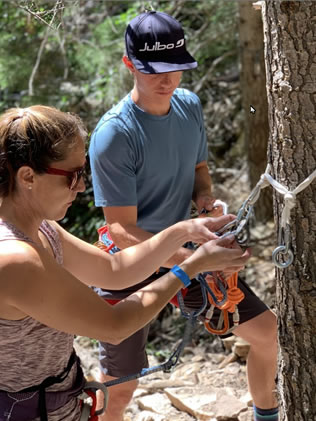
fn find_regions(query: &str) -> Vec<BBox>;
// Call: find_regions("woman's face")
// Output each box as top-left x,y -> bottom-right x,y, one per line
32,136 -> 86,221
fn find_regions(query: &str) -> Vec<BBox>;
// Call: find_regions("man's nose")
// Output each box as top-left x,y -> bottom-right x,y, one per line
160,74 -> 172,85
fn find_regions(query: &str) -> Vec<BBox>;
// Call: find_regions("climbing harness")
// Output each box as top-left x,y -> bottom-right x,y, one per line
0,351 -> 88,421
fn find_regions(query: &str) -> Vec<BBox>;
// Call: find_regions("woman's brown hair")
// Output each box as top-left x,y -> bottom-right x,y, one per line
0,105 -> 87,197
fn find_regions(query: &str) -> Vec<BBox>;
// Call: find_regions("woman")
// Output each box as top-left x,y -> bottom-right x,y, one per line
0,105 -> 249,421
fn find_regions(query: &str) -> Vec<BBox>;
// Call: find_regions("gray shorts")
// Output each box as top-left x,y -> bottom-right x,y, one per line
99,275 -> 268,377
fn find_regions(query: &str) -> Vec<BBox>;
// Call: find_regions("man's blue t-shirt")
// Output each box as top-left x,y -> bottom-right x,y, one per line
89,88 -> 208,234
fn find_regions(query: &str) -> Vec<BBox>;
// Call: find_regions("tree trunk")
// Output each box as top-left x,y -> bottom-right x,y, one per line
238,0 -> 272,222
262,1 -> 316,420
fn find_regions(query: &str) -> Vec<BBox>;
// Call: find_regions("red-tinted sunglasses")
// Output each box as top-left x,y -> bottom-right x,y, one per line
45,165 -> 86,190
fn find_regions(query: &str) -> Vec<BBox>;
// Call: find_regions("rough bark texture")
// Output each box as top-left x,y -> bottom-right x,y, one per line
238,0 -> 272,222
262,1 -> 316,420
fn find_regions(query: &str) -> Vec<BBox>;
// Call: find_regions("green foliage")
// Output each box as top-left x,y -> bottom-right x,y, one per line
0,0 -> 240,241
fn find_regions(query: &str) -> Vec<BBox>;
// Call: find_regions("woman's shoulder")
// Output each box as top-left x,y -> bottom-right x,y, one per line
0,237 -> 42,270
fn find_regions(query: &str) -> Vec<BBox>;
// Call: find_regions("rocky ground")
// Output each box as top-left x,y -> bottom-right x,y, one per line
74,168 -> 278,421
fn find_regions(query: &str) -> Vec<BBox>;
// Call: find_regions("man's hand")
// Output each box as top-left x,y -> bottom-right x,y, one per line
195,195 -> 224,217
184,234 -> 251,275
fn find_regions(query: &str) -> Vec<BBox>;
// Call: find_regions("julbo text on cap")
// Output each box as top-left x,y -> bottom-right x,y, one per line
125,11 -> 198,74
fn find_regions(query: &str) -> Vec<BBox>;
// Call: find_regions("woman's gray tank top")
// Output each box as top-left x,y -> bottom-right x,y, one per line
0,220 -> 82,420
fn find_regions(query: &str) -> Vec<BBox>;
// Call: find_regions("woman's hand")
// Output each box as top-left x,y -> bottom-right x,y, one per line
183,234 -> 251,276
180,214 -> 237,245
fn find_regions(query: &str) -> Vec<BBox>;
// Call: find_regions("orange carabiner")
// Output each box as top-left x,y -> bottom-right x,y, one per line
204,272 -> 244,335
204,308 -> 230,335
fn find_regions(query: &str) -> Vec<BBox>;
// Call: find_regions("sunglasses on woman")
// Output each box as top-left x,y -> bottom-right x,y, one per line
45,165 -> 86,190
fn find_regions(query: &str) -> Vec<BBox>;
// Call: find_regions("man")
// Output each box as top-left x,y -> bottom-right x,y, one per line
89,10 -> 278,421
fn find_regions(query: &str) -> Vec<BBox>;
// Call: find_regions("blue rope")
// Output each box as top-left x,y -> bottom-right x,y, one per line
103,273 -> 229,388
103,277 -> 212,388
104,311 -> 198,388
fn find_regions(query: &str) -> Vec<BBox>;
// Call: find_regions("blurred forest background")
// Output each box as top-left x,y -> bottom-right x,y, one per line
0,0 -> 265,242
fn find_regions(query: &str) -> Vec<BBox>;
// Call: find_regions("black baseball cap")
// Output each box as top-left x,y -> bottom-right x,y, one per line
125,11 -> 197,74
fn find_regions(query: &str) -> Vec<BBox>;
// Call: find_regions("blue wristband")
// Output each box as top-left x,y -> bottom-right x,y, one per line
170,265 -> 191,288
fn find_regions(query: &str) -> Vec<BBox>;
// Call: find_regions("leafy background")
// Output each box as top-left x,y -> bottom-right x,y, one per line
0,0 -> 242,241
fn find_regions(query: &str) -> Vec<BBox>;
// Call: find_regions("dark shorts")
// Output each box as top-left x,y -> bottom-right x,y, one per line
98,274 -> 268,377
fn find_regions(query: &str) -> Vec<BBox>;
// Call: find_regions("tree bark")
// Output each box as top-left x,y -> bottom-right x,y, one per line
262,1 -> 316,420
238,0 -> 272,221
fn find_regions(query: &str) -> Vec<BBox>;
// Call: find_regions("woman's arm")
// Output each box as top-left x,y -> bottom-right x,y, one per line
54,215 -> 235,289
1,234 -> 249,344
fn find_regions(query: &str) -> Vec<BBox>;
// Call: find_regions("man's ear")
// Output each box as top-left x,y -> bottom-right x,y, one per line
122,55 -> 135,73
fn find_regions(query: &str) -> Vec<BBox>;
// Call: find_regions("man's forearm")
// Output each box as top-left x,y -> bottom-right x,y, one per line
192,163 -> 212,203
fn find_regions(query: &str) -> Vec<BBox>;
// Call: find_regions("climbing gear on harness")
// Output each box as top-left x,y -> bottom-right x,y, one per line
79,381 -> 108,421
197,201 -> 245,335
203,272 -> 244,335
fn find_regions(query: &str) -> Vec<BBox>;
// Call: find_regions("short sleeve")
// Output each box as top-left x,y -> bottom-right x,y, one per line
89,119 -> 137,207
194,95 -> 208,165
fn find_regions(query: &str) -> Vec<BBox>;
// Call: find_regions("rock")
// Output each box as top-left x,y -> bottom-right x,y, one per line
141,379 -> 196,392
233,339 -> 250,359
165,385 -> 247,420
221,336 -> 236,352
132,411 -> 166,421
238,408 -> 254,421
133,388 -> 149,398
218,353 -> 238,368
136,392 -> 172,415
169,362 -> 201,382
240,392 -> 253,407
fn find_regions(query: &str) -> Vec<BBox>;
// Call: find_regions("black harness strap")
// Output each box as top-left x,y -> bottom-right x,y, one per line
20,350 -> 78,421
